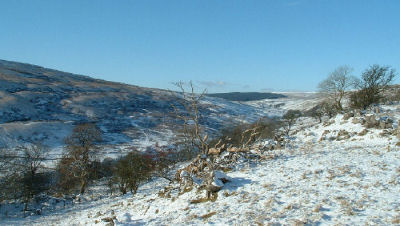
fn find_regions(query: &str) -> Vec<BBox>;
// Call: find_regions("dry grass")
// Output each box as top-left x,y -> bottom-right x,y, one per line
223,191 -> 238,197
264,196 -> 276,209
313,204 -> 322,213
201,211 -> 217,220
284,203 -> 299,210
262,183 -> 274,190
190,193 -> 218,204
391,215 -> 400,224
339,199 -> 355,216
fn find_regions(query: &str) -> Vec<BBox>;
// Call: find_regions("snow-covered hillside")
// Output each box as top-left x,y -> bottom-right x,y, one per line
0,59 -> 283,157
2,100 -> 400,225
245,92 -> 323,117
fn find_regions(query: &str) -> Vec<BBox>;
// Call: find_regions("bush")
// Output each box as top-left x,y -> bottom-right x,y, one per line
349,89 -> 374,109
282,110 -> 302,136
216,118 -> 279,148
305,101 -> 338,122
113,151 -> 154,195
0,144 -> 51,210
350,65 -> 397,109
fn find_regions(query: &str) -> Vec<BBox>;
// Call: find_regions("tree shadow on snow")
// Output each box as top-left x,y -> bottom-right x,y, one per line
223,177 -> 253,191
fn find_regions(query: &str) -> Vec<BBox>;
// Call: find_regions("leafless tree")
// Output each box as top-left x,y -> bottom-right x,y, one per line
59,123 -> 102,194
318,66 -> 356,111
0,144 -> 48,213
282,110 -> 302,136
172,81 -> 209,158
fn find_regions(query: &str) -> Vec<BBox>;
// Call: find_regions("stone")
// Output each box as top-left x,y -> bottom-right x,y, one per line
343,112 -> 354,121
358,129 -> 368,136
336,129 -> 351,141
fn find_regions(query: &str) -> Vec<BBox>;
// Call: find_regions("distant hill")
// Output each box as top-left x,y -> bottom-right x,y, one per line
0,59 -> 267,148
207,92 -> 286,101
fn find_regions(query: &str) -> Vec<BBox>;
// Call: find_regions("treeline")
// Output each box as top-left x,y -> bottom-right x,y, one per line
0,123 -> 176,214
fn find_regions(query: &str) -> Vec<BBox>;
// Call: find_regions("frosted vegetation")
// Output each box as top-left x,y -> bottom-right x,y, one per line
0,61 -> 399,225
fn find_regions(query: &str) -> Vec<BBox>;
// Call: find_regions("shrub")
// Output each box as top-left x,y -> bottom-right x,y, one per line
113,151 -> 154,195
350,65 -> 397,109
349,89 -> 372,109
216,118 -> 279,148
282,110 -> 302,136
0,144 -> 51,210
320,101 -> 338,118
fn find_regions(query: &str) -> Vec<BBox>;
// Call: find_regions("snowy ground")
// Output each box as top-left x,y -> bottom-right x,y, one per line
244,92 -> 322,117
2,103 -> 400,225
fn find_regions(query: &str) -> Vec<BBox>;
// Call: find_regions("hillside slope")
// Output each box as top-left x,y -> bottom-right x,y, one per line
3,102 -> 400,225
0,59 -> 271,151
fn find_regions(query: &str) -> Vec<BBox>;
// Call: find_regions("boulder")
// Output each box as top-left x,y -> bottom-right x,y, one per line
343,112 -> 354,121
352,118 -> 360,124
379,129 -> 392,137
365,115 -> 379,128
354,110 -> 363,117
358,129 -> 368,136
205,170 -> 230,195
336,130 -> 351,141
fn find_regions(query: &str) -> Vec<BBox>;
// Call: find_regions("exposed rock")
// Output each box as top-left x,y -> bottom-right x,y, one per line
322,130 -> 330,136
343,112 -> 354,121
364,115 -> 379,128
379,121 -> 392,129
205,170 -> 230,198
323,120 -> 335,127
354,110 -> 363,117
352,118 -> 360,124
336,130 -> 351,141
306,132 -> 314,137
358,129 -> 368,136
319,130 -> 330,141
379,130 -> 392,137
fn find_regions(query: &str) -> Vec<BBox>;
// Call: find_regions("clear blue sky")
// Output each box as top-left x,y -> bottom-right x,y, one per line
1,0 -> 399,92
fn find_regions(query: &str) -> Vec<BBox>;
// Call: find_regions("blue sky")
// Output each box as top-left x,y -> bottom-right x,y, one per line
0,0 -> 399,92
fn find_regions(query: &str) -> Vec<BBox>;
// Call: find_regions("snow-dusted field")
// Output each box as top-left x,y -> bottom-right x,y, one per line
3,103 -> 400,225
245,92 -> 322,117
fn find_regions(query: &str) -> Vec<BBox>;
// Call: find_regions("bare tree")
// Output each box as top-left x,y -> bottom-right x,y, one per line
171,81 -> 221,193
350,64 -> 397,109
282,110 -> 302,136
318,66 -> 356,111
0,144 -> 48,213
19,144 -> 48,211
172,81 -> 209,158
59,123 -> 102,194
